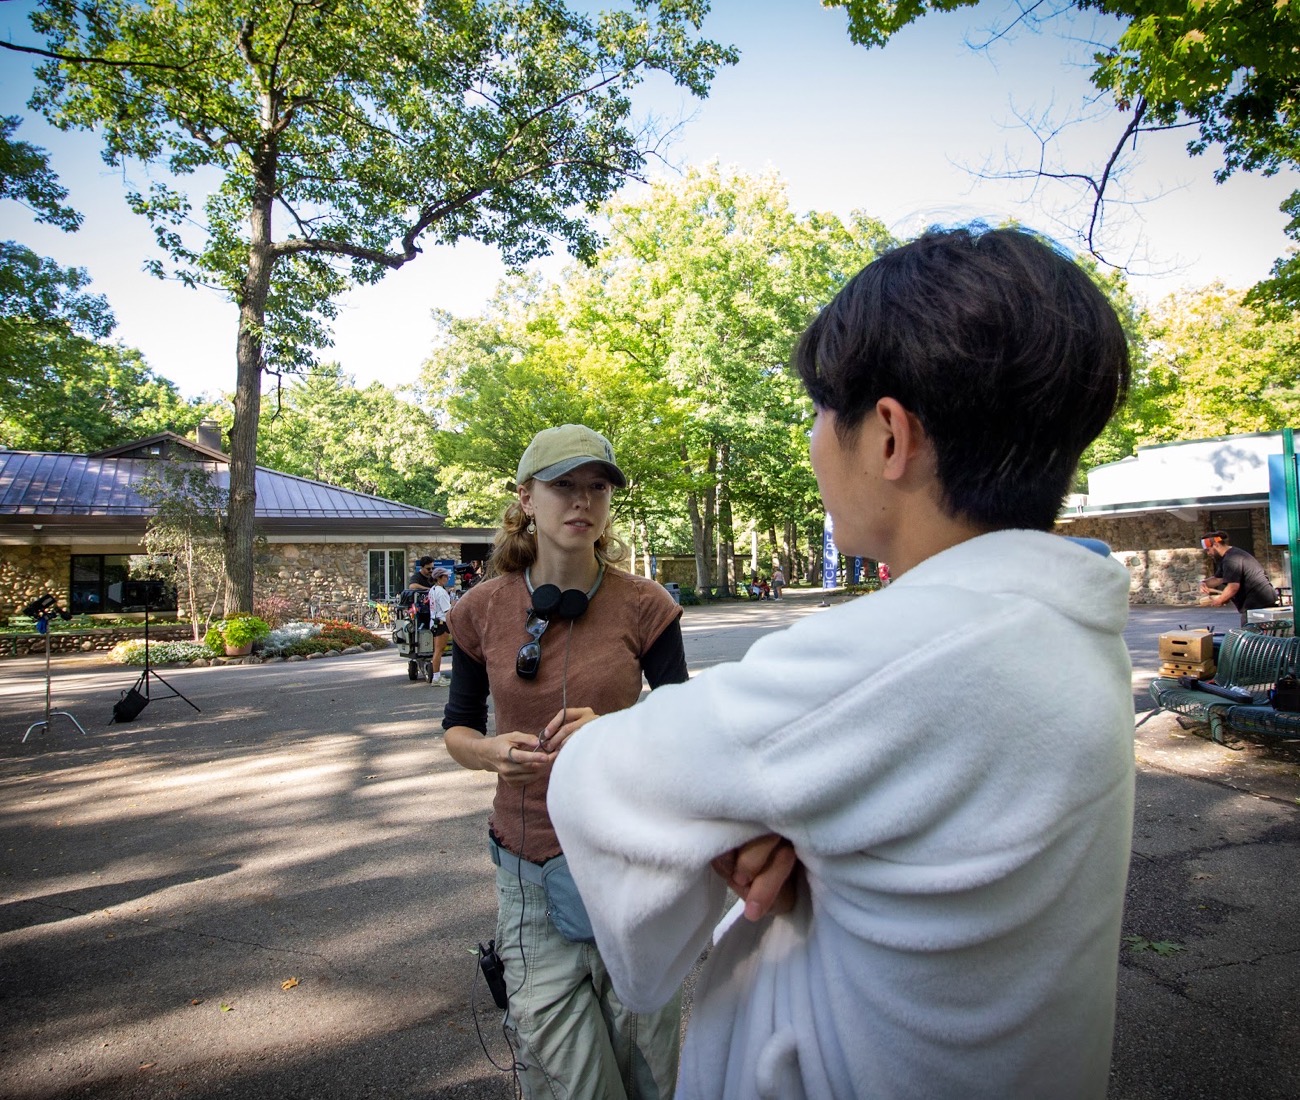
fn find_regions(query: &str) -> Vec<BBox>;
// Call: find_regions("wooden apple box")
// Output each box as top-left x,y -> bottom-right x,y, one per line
1158,658 -> 1217,679
1158,629 -> 1215,664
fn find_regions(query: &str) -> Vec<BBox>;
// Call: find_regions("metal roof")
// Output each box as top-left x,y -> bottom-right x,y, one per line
0,450 -> 445,522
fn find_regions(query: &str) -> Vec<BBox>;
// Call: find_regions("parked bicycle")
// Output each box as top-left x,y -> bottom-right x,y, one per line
360,598 -> 399,631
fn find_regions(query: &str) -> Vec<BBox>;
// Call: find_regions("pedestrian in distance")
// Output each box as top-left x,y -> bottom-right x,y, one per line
771,566 -> 785,600
441,424 -> 689,1099
549,225 -> 1136,1100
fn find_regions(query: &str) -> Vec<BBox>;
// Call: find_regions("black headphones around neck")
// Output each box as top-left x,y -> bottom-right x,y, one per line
524,565 -> 605,621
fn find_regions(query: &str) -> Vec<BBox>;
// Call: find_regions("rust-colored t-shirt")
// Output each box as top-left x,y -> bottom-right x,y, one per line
447,567 -> 682,862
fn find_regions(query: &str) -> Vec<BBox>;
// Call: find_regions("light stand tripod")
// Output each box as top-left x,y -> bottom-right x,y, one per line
112,600 -> 200,722
22,595 -> 88,743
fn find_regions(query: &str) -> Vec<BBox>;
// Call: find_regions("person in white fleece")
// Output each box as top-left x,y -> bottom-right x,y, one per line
548,225 -> 1137,1100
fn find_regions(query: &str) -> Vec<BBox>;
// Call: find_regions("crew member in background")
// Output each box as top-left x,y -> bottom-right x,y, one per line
407,556 -> 436,591
1199,531 -> 1278,625
427,566 -> 453,686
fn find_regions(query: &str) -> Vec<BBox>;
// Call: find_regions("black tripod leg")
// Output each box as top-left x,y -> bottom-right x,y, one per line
144,669 -> 202,712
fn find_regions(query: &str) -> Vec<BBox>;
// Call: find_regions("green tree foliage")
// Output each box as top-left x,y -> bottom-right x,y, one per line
592,167 -> 894,591
0,114 -> 79,230
426,166 -> 896,586
0,240 -> 114,423
424,275 -> 684,533
136,460 -> 229,640
13,0 -> 736,613
825,0 -> 1300,305
0,118 -> 204,452
255,363 -> 445,510
1132,283 -> 1300,443
1,334 -> 207,453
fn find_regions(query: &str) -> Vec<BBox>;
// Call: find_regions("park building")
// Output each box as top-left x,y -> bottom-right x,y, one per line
0,419 -> 494,632
0,425 -> 1292,636
1058,430 -> 1291,605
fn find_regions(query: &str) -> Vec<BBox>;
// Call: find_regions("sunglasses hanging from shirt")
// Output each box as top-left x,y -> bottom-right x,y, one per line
516,565 -> 605,680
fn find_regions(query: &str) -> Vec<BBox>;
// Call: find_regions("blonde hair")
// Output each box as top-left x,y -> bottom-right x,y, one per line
489,484 -> 629,577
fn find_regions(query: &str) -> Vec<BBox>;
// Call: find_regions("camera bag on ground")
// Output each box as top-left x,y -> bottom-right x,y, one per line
1269,673 -> 1300,712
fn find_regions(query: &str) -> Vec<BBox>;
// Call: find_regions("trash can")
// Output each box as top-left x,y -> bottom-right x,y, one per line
663,582 -> 681,605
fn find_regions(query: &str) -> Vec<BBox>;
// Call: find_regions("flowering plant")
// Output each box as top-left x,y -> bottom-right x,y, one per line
108,640 -> 212,665
203,614 -> 272,652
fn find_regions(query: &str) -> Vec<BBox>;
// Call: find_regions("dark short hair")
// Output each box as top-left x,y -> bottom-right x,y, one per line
418,556 -> 435,567
794,226 -> 1130,531
1202,530 -> 1229,544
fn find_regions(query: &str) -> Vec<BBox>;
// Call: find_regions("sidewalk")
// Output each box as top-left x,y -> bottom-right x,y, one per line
0,601 -> 1297,1098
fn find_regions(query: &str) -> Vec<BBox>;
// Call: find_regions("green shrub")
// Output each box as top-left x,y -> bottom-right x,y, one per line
205,614 -> 272,651
108,639 -> 213,665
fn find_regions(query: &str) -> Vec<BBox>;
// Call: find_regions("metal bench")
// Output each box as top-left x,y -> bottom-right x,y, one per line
1149,628 -> 1300,743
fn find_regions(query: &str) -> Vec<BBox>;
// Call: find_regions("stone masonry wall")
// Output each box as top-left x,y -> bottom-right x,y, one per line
1059,506 -> 1287,606
256,541 -> 462,620
0,546 -> 72,620
1,625 -> 193,659
1,540 -> 461,624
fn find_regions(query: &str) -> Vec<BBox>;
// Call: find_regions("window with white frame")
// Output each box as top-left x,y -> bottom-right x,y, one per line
368,549 -> 406,601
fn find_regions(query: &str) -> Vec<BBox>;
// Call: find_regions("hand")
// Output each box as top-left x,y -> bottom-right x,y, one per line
1198,596 -> 1214,607
494,732 -> 552,787
537,706 -> 599,753
711,834 -> 800,922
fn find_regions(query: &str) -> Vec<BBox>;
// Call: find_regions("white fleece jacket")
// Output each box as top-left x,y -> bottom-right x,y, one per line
548,530 -> 1135,1100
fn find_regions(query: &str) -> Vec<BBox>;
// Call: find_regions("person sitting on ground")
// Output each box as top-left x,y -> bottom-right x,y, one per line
548,225 -> 1136,1099
1198,531 -> 1277,626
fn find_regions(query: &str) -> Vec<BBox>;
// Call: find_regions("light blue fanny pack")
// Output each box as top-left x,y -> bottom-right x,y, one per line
490,836 -> 595,944
539,854 -> 596,944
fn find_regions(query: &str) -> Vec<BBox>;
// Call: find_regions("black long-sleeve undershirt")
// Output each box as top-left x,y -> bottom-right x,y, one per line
440,619 -> 688,733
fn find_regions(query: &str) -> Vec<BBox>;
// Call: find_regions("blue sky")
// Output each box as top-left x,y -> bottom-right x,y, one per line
1,0 -> 1296,400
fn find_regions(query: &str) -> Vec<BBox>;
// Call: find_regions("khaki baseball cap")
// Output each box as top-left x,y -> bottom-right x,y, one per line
516,425 -> 626,487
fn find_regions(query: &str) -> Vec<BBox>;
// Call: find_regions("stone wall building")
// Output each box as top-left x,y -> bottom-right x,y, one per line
1055,431 -> 1291,608
0,423 -> 495,623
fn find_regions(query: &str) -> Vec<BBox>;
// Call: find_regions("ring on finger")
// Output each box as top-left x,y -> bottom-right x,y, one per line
507,745 -> 516,764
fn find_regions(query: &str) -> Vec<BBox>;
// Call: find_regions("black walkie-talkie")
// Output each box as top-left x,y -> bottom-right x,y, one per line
478,940 -> 508,1010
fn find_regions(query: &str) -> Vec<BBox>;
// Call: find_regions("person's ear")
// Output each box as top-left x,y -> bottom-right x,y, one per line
874,397 -> 926,483
518,483 -> 533,517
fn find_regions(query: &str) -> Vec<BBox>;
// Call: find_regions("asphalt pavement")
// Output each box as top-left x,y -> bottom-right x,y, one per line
0,592 -> 1296,1099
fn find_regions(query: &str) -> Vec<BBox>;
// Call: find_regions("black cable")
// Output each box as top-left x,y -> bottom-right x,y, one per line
503,621 -> 576,1088
469,948 -> 520,1078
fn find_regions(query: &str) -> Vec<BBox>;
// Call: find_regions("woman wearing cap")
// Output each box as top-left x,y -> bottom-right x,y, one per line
426,567 -> 453,685
442,424 -> 688,1099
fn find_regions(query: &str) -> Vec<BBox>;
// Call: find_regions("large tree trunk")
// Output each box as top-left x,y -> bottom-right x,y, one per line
684,443 -> 717,594
223,140 -> 276,614
715,441 -> 734,597
806,520 -> 822,586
